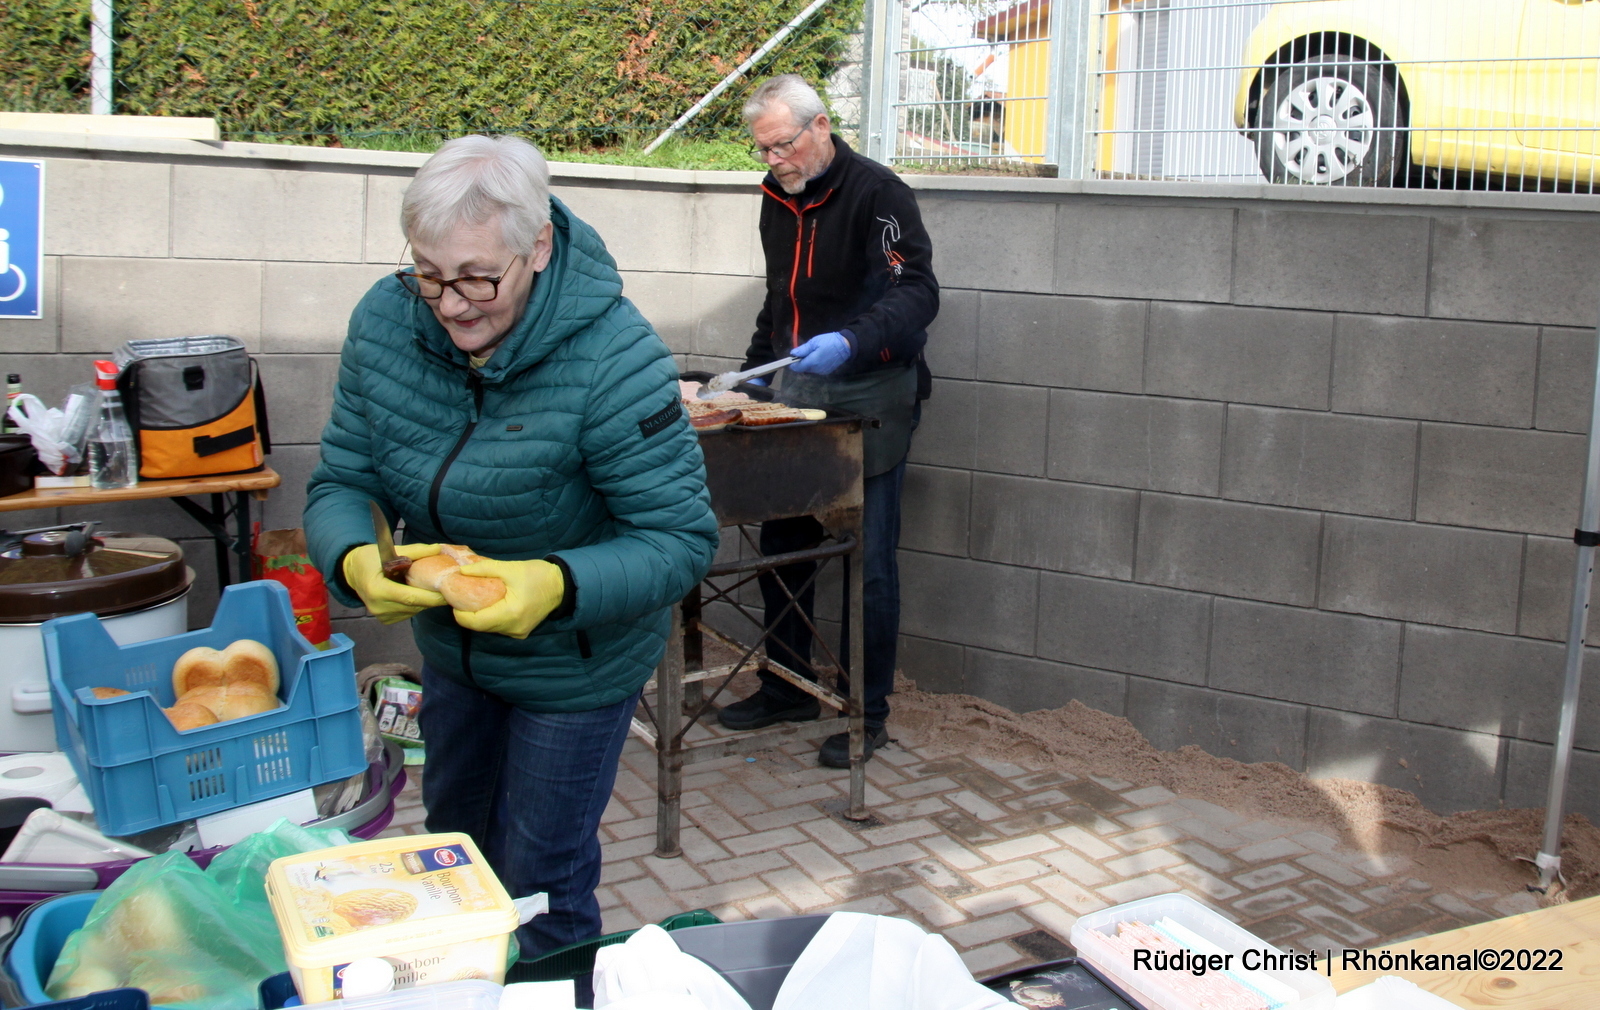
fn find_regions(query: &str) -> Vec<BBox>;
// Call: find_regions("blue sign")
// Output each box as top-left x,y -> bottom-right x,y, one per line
0,159 -> 43,320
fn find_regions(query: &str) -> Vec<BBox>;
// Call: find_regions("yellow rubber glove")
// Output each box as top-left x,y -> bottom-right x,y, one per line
450,557 -> 567,640
342,542 -> 447,624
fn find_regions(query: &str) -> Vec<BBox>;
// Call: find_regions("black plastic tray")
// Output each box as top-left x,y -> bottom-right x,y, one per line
982,957 -> 1149,1010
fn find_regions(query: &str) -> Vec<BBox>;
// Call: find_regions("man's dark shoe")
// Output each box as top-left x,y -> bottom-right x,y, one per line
717,691 -> 820,731
818,726 -> 889,768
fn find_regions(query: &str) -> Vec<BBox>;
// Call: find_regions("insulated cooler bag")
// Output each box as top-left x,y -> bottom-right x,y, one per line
114,336 -> 270,479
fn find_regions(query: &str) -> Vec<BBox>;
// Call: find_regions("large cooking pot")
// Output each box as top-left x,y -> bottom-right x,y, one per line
0,435 -> 35,498
0,526 -> 192,751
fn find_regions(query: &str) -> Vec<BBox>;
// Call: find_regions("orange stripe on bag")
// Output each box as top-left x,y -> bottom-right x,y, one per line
138,390 -> 263,479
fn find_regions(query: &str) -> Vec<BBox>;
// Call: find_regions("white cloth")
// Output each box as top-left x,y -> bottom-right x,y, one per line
591,924 -> 752,1010
772,913 -> 1011,1010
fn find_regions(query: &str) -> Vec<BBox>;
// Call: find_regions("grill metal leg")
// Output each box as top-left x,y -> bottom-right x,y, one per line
845,526 -> 868,821
654,601 -> 685,858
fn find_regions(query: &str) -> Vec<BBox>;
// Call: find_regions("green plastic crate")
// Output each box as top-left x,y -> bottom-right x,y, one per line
507,909 -> 721,983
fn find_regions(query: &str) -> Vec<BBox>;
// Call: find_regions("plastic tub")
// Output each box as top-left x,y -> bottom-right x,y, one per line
3,890 -> 101,1005
979,957 -> 1149,1009
1071,893 -> 1335,1010
0,741 -> 406,923
43,581 -> 364,837
265,832 -> 519,1004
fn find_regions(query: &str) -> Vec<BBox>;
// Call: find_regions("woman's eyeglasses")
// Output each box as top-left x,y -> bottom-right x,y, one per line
395,256 -> 522,302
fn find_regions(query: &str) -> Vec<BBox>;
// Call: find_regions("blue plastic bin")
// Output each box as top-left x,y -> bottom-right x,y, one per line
3,891 -> 100,1006
43,581 -> 364,837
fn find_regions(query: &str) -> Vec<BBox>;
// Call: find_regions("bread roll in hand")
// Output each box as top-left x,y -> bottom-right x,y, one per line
404,544 -> 508,613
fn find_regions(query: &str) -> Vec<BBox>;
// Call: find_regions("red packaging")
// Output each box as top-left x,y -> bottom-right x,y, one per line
252,526 -> 332,647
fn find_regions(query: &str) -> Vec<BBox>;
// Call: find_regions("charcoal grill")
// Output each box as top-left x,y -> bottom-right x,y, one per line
636,377 -> 873,857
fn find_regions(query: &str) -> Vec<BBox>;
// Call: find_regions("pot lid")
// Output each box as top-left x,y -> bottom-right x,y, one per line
0,529 -> 189,622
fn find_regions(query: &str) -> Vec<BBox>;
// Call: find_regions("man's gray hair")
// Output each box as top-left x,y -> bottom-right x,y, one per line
743,74 -> 827,128
401,135 -> 551,255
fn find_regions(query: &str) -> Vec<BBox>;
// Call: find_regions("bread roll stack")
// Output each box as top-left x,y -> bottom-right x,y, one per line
163,639 -> 281,730
406,544 -> 508,612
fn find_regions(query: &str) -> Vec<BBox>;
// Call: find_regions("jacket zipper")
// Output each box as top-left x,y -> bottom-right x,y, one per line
807,219 -> 817,278
762,183 -> 836,349
428,371 -> 483,536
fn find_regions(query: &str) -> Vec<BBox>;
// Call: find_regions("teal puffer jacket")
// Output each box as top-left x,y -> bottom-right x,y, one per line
304,198 -> 717,712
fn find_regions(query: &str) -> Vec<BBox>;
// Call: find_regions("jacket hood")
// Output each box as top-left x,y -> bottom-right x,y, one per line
411,196 -> 624,382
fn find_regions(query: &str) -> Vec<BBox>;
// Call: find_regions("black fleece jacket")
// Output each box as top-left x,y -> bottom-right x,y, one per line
742,135 -> 940,396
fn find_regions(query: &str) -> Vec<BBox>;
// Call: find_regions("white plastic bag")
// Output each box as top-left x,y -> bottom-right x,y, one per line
6,393 -> 78,475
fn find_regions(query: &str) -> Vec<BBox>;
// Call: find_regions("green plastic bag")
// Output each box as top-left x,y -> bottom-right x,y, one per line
45,818 -> 356,1009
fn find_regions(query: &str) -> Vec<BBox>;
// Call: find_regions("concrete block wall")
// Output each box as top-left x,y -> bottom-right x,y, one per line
3,130 -> 1596,820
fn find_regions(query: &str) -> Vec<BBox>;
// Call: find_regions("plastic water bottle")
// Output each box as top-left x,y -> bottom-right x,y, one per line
88,360 -> 137,489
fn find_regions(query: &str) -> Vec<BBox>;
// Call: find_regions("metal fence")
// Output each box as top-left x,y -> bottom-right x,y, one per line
866,0 -> 1600,192
1,0 -> 864,153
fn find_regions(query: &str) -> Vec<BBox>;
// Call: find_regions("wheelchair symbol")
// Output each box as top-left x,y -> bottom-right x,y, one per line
0,228 -> 25,304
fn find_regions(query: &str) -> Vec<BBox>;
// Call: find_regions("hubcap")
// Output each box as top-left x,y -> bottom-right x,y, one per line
1270,73 -> 1377,183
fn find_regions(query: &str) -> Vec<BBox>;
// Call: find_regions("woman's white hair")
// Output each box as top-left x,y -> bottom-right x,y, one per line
743,74 -> 827,128
401,135 -> 551,255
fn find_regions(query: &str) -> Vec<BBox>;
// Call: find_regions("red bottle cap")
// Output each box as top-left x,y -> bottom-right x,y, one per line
94,360 -> 118,391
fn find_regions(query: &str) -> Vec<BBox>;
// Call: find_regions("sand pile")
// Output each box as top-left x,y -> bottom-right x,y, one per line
891,677 -> 1600,903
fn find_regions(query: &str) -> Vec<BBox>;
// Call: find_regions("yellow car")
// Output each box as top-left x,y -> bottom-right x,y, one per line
1235,0 -> 1600,186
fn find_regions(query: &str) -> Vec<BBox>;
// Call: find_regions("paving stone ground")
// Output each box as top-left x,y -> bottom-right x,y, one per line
380,718 -> 1540,978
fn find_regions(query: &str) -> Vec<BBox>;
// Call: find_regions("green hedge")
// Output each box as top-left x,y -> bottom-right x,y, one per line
1,0 -> 862,148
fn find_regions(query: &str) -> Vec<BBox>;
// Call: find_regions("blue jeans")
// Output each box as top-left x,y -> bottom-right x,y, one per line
756,454 -> 907,731
419,666 -> 639,957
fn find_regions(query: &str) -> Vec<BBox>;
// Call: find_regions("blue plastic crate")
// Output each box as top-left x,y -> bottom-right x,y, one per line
43,581 -> 364,837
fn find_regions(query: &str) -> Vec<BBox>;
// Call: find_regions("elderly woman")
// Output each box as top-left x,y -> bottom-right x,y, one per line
304,135 -> 716,956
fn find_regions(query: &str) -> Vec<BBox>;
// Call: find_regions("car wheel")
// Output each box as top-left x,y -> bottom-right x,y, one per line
1256,53 -> 1403,186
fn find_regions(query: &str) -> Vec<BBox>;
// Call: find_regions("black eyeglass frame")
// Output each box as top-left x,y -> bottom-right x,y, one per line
750,122 -> 815,162
394,256 -> 522,303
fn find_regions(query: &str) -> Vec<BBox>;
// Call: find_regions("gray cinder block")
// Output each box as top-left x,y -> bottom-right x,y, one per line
978,292 -> 1145,393
1535,327 -> 1595,434
1036,572 -> 1210,684
1234,208 -> 1429,316
1125,679 -> 1307,769
1049,390 -> 1223,496
262,262 -> 392,353
1135,494 -> 1322,606
965,648 -> 1128,715
1415,423 -> 1584,537
923,196 -> 1056,293
45,158 -> 170,258
974,383 -> 1049,477
1331,315 -> 1537,428
618,271 -> 694,354
693,274 -> 765,360
908,379 -> 976,469
1319,515 -> 1522,633
926,288 -> 979,380
257,355 -> 340,445
1055,203 -> 1233,303
1221,405 -> 1417,519
552,182 -> 693,274
1146,303 -> 1332,410
1430,215 -> 1600,328
900,465 -> 971,557
1398,625 -> 1600,750
969,472 -> 1137,579
0,256 -> 59,353
1306,710 -> 1505,814
62,257 -> 263,351
173,164 -> 365,262
1209,598 -> 1402,716
1503,739 -> 1600,822
1518,534 -> 1600,642
689,190 -> 761,276
897,551 -> 1039,654
364,174 -> 411,264
897,634 -> 966,694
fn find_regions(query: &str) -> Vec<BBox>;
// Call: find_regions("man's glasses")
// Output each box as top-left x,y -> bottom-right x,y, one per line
395,256 -> 521,302
750,123 -> 811,163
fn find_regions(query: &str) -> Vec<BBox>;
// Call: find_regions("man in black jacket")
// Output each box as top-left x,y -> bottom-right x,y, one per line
717,74 -> 939,767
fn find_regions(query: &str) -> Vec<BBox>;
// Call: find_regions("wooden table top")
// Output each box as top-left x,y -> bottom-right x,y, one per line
0,467 -> 280,512
1331,894 -> 1600,1007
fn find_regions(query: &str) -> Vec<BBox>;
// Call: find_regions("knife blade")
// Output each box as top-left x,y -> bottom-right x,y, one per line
369,500 -> 412,584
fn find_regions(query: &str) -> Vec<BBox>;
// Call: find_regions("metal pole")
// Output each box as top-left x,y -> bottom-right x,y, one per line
1535,298 -> 1600,891
861,0 -> 891,164
1045,0 -> 1093,177
642,0 -> 832,155
89,0 -> 113,115
654,601 -> 685,857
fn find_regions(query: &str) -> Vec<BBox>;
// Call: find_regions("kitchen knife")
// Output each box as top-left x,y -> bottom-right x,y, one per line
369,500 -> 412,584
699,356 -> 800,398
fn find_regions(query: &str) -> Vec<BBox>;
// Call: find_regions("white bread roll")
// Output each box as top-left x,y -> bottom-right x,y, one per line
406,553 -> 460,592
171,639 -> 280,696
176,682 -> 278,722
164,699 -> 220,731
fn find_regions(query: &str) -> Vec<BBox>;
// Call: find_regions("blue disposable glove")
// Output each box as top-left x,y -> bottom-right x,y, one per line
789,331 -> 853,376
745,376 -> 768,387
